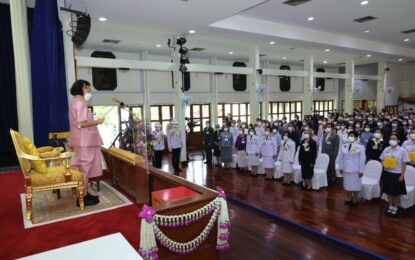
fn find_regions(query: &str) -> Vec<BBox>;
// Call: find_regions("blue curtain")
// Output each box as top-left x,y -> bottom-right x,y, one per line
30,0 -> 69,146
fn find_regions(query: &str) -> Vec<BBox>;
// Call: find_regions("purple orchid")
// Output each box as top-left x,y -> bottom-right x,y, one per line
138,204 -> 156,223
217,187 -> 226,199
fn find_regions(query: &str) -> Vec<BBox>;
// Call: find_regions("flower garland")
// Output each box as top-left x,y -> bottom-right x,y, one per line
138,187 -> 230,260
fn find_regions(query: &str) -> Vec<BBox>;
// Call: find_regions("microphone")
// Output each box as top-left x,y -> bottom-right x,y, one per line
112,98 -> 128,108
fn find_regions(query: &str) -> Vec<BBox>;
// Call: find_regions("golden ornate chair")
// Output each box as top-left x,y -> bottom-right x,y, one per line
9,129 -> 84,220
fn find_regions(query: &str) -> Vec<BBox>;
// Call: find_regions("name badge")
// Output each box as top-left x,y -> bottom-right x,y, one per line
373,145 -> 378,150
225,138 -> 228,142
327,141 -> 331,145
304,148 -> 310,152
242,141 -> 245,144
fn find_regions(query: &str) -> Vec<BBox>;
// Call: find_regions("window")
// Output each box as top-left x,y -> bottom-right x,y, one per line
269,101 -> 302,121
150,105 -> 175,131
92,105 -> 144,148
185,104 -> 210,132
313,100 -> 334,118
385,106 -> 398,115
218,103 -> 250,126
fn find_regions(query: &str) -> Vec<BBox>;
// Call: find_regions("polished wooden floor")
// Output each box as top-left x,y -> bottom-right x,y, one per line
159,154 -> 415,260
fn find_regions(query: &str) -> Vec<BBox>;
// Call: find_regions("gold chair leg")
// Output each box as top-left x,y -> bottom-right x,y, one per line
26,187 -> 33,220
78,182 -> 85,210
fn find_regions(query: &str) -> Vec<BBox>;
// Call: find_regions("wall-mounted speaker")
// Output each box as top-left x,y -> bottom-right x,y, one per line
233,62 -> 247,91
72,13 -> 91,48
91,51 -> 117,91
279,65 -> 291,92
316,68 -> 325,91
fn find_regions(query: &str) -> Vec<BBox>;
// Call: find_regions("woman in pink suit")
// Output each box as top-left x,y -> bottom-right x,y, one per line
69,80 -> 103,206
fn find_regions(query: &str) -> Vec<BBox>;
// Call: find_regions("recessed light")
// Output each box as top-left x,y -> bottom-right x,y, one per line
189,30 -> 196,34
364,30 -> 370,33
228,51 -> 234,55
323,61 -> 328,64
398,58 -> 404,62
404,38 -> 410,42
325,49 -> 330,52
98,17 -> 107,22
360,1 -> 369,5
269,41 -> 275,45
307,17 -> 314,21
366,54 -> 372,57
282,57 -> 287,60
156,44 -> 161,48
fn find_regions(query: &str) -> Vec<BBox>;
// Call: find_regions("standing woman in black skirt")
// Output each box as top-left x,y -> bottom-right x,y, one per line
298,129 -> 317,190
213,124 -> 222,167
380,133 -> 409,216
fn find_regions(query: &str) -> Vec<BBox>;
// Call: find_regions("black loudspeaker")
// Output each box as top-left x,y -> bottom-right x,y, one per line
91,51 -> 117,91
72,13 -> 91,48
316,68 -> 325,91
183,72 -> 190,91
279,65 -> 291,92
232,62 -> 247,91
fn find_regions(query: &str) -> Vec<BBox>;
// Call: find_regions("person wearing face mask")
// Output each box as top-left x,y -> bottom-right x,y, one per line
402,119 -> 410,135
365,129 -> 386,162
338,131 -> 366,207
213,124 -> 222,167
255,119 -> 264,138
360,124 -> 374,147
402,129 -> 415,167
202,121 -> 214,166
246,128 -> 261,176
380,134 -> 409,216
271,127 -> 282,152
293,115 -> 303,132
287,123 -> 300,147
390,119 -> 405,145
230,120 -> 239,146
219,125 -> 234,169
234,129 -> 248,171
260,127 -> 278,180
69,80 -> 103,206
167,121 -> 183,173
320,123 -> 340,185
278,131 -> 296,185
152,122 -> 165,169
298,130 -> 317,190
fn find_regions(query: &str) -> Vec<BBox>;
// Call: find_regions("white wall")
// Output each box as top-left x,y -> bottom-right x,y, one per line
389,63 -> 415,109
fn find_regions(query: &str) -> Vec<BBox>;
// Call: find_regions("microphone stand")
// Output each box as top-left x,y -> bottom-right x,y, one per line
109,104 -> 137,154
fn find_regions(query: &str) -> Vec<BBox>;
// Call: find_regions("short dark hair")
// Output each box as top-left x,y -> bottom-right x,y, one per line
70,79 -> 91,96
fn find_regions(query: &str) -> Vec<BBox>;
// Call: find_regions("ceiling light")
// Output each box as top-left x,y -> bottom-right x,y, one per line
323,61 -> 328,64
366,54 -> 372,57
398,58 -> 404,62
98,17 -> 107,22
282,57 -> 287,60
404,38 -> 410,42
188,30 -> 196,34
228,51 -> 233,55
360,1 -> 369,5
307,17 -> 314,21
269,41 -> 275,45
156,44 -> 161,48
364,30 -> 370,33
325,49 -> 330,52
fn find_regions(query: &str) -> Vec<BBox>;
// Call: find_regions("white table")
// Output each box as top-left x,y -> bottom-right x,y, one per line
20,233 -> 143,260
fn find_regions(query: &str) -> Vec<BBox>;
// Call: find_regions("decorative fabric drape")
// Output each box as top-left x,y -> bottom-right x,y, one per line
30,0 -> 69,146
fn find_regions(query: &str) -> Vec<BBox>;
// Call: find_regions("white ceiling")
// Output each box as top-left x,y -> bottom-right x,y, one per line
64,0 -> 415,66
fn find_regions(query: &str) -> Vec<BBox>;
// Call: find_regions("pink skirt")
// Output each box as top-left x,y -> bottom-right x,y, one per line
71,146 -> 103,179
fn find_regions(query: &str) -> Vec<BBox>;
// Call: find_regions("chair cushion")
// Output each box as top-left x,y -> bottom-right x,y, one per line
29,166 -> 83,187
22,137 -> 47,174
37,146 -> 54,153
39,150 -> 60,159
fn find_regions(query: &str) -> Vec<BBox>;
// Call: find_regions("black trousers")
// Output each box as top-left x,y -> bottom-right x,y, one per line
172,148 -> 181,171
204,145 -> 212,164
327,157 -> 336,184
153,150 -> 163,169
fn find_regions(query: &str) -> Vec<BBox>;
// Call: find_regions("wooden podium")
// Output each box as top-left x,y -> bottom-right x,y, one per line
102,147 -> 219,260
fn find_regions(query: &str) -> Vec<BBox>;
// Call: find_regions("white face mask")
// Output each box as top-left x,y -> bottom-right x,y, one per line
288,127 -> 293,131
283,136 -> 289,140
224,128 -> 228,131
374,133 -> 381,139
304,127 -> 309,131
244,129 -> 249,135
365,128 -> 370,132
325,128 -> 331,133
410,134 -> 415,140
304,134 -> 310,139
239,130 -> 243,135
265,131 -> 270,136
272,129 -> 277,133
377,122 -> 383,127
249,132 -> 254,136
389,140 -> 398,147
84,92 -> 92,101
403,122 -> 408,126
355,124 -> 361,128
348,136 -> 355,143
392,123 -> 398,127
341,126 -> 345,130
336,125 -> 340,129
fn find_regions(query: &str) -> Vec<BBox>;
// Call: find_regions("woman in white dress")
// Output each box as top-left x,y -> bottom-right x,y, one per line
338,131 -> 366,207
246,128 -> 261,176
277,131 -> 296,185
260,126 -> 277,180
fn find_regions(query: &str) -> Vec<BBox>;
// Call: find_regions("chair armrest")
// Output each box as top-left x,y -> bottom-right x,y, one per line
20,151 -> 73,162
